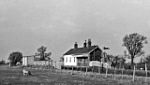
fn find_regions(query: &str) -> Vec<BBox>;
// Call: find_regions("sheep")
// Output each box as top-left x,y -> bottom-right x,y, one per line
22,69 -> 32,76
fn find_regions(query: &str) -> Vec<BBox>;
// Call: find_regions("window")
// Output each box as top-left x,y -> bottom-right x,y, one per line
66,57 -> 68,62
70,57 -> 71,62
74,57 -> 75,62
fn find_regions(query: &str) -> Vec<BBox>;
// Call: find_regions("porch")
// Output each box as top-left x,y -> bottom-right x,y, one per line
76,57 -> 89,66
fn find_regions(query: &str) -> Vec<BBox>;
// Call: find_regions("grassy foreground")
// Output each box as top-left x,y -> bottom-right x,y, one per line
0,65 -> 150,85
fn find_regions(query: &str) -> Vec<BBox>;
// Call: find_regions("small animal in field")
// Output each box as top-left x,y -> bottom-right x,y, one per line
22,69 -> 32,76
140,68 -> 144,70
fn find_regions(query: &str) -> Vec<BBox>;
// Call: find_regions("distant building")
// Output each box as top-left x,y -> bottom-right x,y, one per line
22,55 -> 53,66
63,39 -> 103,67
22,56 -> 34,66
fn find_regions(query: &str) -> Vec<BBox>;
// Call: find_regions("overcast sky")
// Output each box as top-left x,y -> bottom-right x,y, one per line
0,0 -> 150,61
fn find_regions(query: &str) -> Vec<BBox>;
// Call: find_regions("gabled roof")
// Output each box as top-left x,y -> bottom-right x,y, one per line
64,45 -> 99,55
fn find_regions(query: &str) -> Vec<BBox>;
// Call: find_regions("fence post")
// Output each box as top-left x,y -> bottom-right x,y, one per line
86,67 -> 88,75
60,65 -> 62,73
99,66 -> 101,74
105,65 -> 108,78
113,67 -> 116,79
71,66 -> 73,75
132,65 -> 135,82
121,66 -> 124,79
55,61 -> 56,68
145,63 -> 148,82
92,66 -> 94,73
54,61 -> 56,72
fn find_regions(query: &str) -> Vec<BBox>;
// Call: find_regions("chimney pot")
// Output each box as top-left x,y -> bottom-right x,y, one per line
74,42 -> 78,49
88,39 -> 92,47
83,40 -> 87,48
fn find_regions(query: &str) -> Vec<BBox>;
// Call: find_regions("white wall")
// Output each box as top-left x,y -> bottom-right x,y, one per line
27,56 -> 34,65
64,55 -> 77,66
33,61 -> 51,66
22,57 -> 27,66
22,56 -> 52,66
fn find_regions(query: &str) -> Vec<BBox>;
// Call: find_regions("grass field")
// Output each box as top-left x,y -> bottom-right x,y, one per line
0,65 -> 150,85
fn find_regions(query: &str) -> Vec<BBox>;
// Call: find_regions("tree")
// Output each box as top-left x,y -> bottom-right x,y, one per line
36,46 -> 51,60
0,60 -> 5,65
111,56 -> 119,68
59,56 -> 64,62
8,52 -> 23,66
118,57 -> 126,68
144,55 -> 150,64
123,33 -> 147,66
111,55 -> 125,68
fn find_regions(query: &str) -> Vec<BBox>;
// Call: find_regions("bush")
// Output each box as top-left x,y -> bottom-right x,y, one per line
0,60 -> 5,65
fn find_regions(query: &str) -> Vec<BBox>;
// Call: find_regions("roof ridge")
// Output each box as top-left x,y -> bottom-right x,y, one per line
63,45 -> 99,55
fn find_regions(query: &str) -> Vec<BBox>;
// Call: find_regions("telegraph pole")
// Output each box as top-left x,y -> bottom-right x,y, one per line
102,46 -> 110,72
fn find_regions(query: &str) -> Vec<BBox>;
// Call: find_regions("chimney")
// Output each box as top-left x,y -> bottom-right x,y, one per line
88,39 -> 92,47
83,40 -> 87,48
74,42 -> 78,49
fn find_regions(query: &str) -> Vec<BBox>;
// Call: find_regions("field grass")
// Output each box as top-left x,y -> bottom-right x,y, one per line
0,65 -> 150,85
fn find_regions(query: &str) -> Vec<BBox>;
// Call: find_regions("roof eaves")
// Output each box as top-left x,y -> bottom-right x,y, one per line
88,46 -> 99,54
71,52 -> 89,56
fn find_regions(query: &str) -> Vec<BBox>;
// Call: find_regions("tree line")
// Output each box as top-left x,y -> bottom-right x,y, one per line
8,33 -> 149,68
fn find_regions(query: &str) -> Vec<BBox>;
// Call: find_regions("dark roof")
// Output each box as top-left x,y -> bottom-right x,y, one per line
64,46 -> 99,55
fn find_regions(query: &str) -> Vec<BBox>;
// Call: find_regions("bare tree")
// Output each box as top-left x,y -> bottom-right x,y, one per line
123,33 -> 147,66
36,46 -> 51,60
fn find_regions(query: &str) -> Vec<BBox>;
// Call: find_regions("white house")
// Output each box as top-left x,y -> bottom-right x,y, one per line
63,39 -> 103,67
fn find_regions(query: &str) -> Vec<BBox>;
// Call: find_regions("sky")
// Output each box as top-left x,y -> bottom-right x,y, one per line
0,0 -> 150,62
